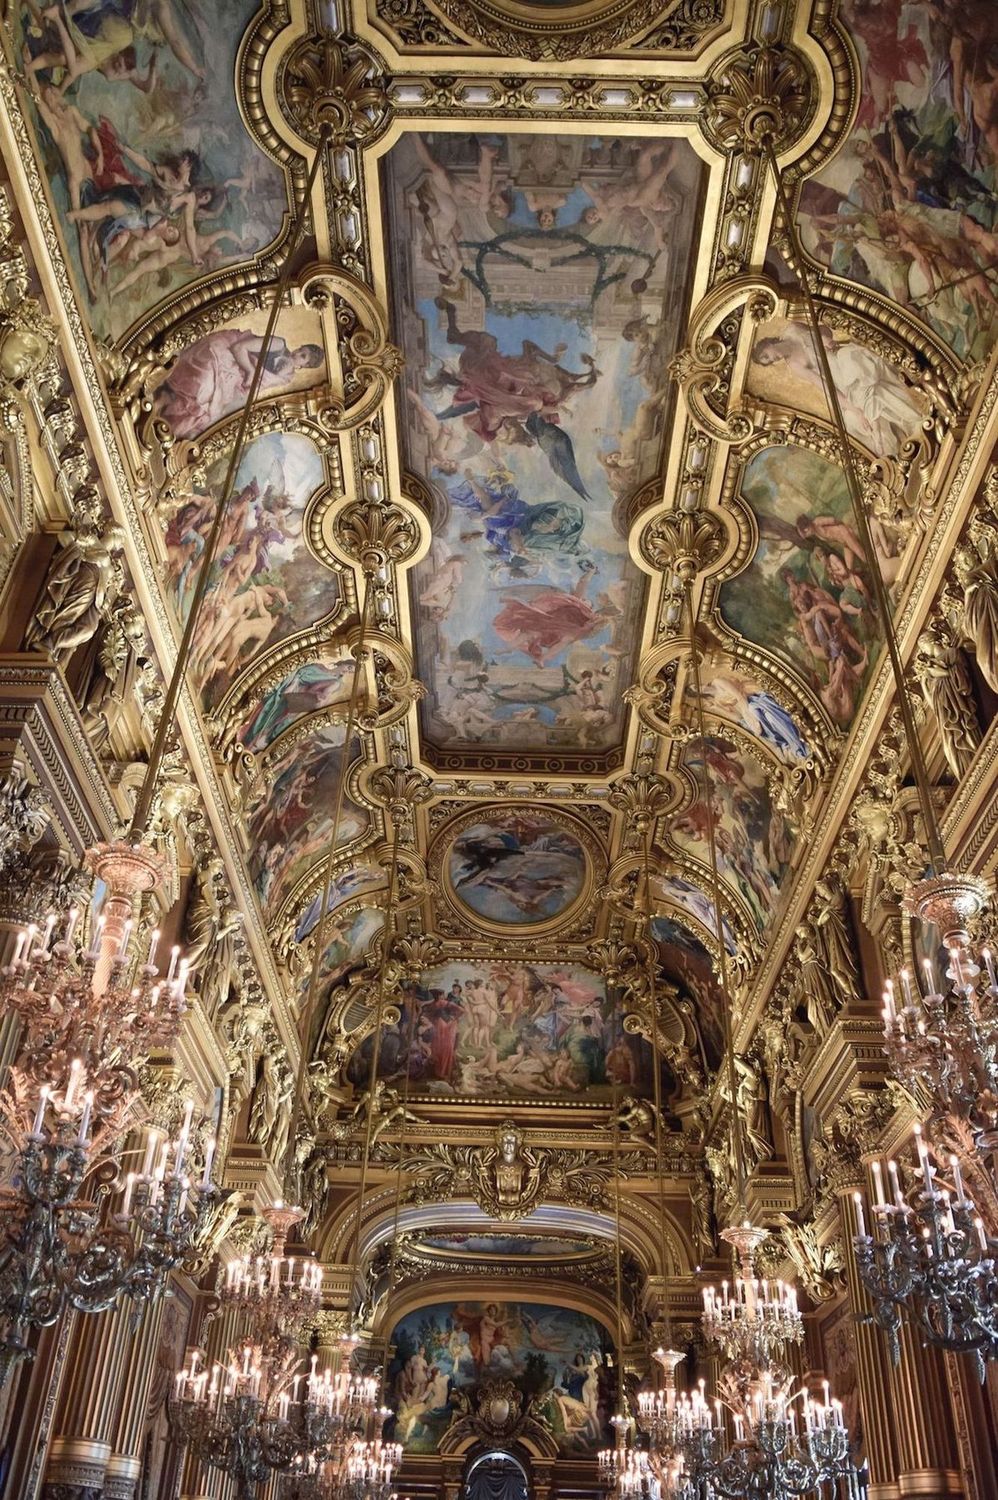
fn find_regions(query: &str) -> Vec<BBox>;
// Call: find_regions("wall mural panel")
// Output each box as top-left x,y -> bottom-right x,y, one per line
236,654 -> 355,754
651,873 -> 737,956
246,724 -> 368,918
719,445 -> 890,728
413,1233 -> 597,1259
387,1299 -> 612,1453
798,0 -> 998,362
746,314 -> 927,457
688,664 -> 812,764
163,430 -> 337,711
666,736 -> 791,934
346,959 -> 672,1100
384,131 -> 703,763
19,0 -> 286,340
153,311 -> 327,440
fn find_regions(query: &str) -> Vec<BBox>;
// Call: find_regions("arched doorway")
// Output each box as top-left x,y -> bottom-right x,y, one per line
463,1450 -> 530,1500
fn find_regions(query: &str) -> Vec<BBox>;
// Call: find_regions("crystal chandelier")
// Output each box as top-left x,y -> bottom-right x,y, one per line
639,1224 -> 865,1500
671,1379 -> 862,1499
335,1433 -> 402,1500
852,1131 -> 998,1377
0,842 -> 216,1380
173,1203 -> 380,1499
754,105 -> 997,1373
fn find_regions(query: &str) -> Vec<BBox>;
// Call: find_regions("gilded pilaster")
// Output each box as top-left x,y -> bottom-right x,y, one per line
886,1323 -> 965,1499
42,1301 -> 136,1499
836,1180 -> 900,1499
104,1297 -> 169,1500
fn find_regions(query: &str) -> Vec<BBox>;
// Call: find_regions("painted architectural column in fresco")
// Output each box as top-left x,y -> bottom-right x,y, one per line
836,1181 -> 901,1497
42,1299 -> 137,1499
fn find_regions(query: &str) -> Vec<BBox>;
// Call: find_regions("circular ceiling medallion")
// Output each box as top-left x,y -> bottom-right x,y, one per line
414,0 -> 724,59
438,807 -> 593,934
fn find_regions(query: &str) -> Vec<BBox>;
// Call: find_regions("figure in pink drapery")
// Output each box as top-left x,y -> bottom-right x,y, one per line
492,569 -> 618,667
156,330 -> 323,439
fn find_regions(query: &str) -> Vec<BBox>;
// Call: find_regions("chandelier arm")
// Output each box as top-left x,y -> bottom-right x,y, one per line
682,580 -> 747,1209
344,814 -> 404,1335
281,570 -> 375,1200
129,123 -> 333,843
376,956 -> 420,1406
641,828 -> 671,1311
760,137 -> 947,876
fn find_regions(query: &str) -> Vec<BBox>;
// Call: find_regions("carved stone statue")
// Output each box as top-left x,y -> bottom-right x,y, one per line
731,1055 -> 772,1169
914,618 -> 982,777
690,1163 -> 717,1259
249,1048 -> 296,1168
953,540 -> 998,693
183,857 -> 241,1013
812,876 -> 860,1005
26,519 -> 125,664
792,921 -> 838,1034
221,997 -> 270,1109
81,599 -> 148,751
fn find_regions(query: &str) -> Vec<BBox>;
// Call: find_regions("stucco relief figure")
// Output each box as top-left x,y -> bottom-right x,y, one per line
953,540 -> 998,693
914,617 -> 982,777
81,599 -> 148,750
690,1163 -> 717,1259
812,877 -> 860,1006
728,1055 -> 772,1169
793,921 -> 838,1034
249,1047 -> 295,1167
26,520 -> 125,664
183,856 -> 241,1012
330,1079 -> 420,1143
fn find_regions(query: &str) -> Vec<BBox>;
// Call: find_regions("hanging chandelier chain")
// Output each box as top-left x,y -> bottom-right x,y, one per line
129,123 -> 333,843
761,137 -> 947,874
282,570 -> 375,1200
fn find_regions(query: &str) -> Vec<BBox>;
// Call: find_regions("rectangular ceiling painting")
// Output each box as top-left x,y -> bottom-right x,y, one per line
383,132 -> 703,766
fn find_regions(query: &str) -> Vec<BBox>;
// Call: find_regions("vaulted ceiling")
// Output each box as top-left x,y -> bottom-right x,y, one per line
7,0 -> 997,1458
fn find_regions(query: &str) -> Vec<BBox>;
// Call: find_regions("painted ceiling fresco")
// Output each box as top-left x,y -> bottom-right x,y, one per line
414,1233 -> 597,1259
345,959 -> 674,1101
163,430 -> 338,712
387,1299 -> 612,1453
18,0 -> 286,339
385,131 -> 703,767
444,810 -> 588,928
798,0 -> 998,362
719,444 -> 889,729
9,0 -> 989,1224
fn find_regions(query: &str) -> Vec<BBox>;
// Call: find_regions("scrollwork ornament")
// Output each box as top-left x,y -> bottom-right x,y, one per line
702,45 -> 813,157
281,32 -> 392,147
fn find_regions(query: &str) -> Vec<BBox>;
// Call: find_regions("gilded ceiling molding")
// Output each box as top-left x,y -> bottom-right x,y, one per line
278,29 -> 393,146
0,50 -> 298,1054
375,0 -> 728,62
700,42 -> 814,159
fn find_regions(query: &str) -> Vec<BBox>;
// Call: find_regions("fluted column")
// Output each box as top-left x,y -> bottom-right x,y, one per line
837,1179 -> 901,1498
887,1320 -> 965,1498
104,1297 -> 169,1500
41,1301 -> 136,1498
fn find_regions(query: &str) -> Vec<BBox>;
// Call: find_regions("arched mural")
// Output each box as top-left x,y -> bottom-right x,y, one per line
345,960 -> 673,1101
386,1299 -> 613,1454
798,0 -> 998,363
17,0 -> 287,340
720,444 -> 890,727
